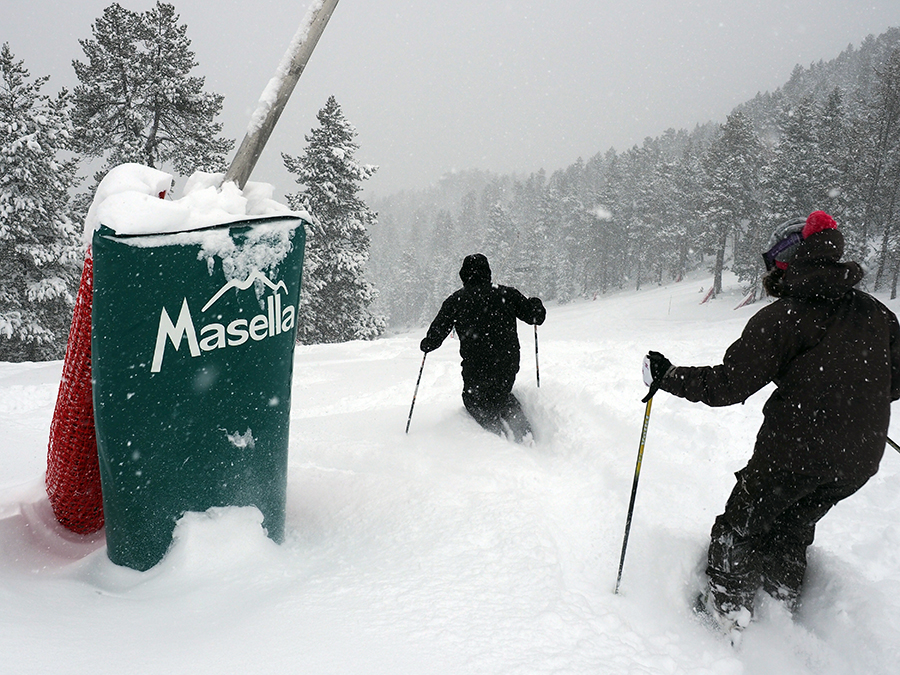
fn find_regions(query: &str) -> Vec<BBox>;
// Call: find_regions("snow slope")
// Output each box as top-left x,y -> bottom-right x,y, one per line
2,272 -> 899,674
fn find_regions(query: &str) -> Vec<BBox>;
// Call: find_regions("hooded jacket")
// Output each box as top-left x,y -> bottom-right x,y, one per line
659,229 -> 900,480
421,254 -> 546,387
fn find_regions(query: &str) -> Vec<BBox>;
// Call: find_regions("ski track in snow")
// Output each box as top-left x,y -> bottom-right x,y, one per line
1,271 -> 899,674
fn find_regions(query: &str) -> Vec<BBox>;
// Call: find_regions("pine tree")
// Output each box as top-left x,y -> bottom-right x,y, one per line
868,46 -> 900,293
394,249 -> 429,326
71,2 -> 232,178
481,197 -> 515,277
283,96 -> 385,344
507,171 -> 545,292
670,138 -> 706,283
766,95 -> 820,222
0,43 -> 81,361
515,170 -> 555,298
456,191 -> 481,255
594,150 -> 629,292
639,137 -> 685,287
815,88 -> 851,219
425,209 -> 459,316
614,146 -> 652,292
701,112 -> 767,295
541,171 -> 572,301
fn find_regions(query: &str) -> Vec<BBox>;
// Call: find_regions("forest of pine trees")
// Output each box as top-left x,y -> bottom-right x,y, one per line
370,28 -> 900,329
3,3 -> 900,357
1,1 -> 236,362
0,2 -> 382,361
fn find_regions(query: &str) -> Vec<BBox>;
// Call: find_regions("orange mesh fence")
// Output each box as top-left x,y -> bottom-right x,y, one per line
45,252 -> 104,534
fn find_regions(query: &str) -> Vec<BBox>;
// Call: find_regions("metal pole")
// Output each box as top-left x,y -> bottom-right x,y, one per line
615,396 -> 653,594
534,325 -> 540,388
405,353 -> 427,434
224,0 -> 341,189
888,435 -> 900,454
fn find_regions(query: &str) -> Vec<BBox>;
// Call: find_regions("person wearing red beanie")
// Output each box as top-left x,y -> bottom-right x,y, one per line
760,210 -> 839,272
643,211 -> 900,641
801,210 -> 837,238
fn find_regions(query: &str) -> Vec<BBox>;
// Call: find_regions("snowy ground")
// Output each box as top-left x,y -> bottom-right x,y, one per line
2,272 -> 900,674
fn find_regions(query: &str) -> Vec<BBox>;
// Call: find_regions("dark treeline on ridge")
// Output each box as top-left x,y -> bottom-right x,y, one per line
369,28 -> 900,330
4,7 -> 900,359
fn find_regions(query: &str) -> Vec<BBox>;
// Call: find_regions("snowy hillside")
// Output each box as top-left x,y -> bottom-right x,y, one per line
2,272 -> 899,674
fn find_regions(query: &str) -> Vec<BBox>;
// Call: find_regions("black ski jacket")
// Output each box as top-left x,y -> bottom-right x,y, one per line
421,255 -> 545,388
660,229 -> 900,481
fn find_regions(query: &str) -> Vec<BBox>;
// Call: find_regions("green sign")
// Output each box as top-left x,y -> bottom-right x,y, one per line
91,215 -> 306,571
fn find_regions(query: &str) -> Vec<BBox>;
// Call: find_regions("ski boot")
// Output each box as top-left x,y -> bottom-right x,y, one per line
693,588 -> 752,648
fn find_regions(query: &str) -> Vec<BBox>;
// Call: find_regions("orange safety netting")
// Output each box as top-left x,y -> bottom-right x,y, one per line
45,252 -> 104,534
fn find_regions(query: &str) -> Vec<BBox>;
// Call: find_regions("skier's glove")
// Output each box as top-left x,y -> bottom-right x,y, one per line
529,297 -> 547,325
420,336 -> 441,353
641,351 -> 674,403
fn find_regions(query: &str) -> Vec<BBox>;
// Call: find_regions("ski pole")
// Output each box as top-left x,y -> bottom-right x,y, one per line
888,435 -> 900,454
534,325 -> 540,388
615,395 -> 653,594
405,353 -> 427,434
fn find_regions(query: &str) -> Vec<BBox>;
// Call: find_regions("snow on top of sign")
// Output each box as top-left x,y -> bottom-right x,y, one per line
83,163 -> 302,247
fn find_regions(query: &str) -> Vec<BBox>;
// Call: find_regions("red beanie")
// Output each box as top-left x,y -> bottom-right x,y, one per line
801,211 -> 837,239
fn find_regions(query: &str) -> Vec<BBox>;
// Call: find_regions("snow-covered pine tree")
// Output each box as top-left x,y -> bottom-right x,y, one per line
530,173 -> 560,298
71,2 -> 232,180
0,43 -> 81,361
394,249 -> 429,327
765,95 -> 820,223
507,170 -> 546,293
815,88 -> 851,219
481,193 -> 516,278
700,111 -> 766,296
425,209 -> 459,316
628,144 -> 662,292
640,137 -> 682,287
670,138 -> 706,283
547,159 -> 590,297
867,46 -> 900,293
593,151 -> 628,292
614,146 -> 652,292
283,95 -> 385,344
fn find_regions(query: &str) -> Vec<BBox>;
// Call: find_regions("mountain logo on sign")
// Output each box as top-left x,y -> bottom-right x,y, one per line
150,269 -> 296,373
201,270 -> 288,312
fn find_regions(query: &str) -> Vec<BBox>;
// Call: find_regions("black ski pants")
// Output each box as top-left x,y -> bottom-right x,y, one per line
462,372 -> 531,441
706,460 -> 870,614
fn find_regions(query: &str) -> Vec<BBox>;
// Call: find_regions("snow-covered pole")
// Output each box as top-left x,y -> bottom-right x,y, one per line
224,0 -> 340,190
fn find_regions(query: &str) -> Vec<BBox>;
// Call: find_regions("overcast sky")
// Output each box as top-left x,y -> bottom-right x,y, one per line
6,1 -> 900,199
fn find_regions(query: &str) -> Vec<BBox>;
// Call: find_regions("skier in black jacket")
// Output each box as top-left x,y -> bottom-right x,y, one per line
420,254 -> 546,442
644,211 -> 900,639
